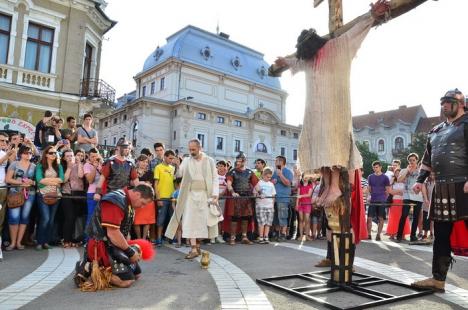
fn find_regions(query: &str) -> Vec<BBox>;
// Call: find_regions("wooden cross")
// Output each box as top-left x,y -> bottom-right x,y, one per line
314,0 -> 343,34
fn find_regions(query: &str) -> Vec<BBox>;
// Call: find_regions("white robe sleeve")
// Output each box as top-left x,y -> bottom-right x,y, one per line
343,13 -> 374,58
176,158 -> 187,178
210,158 -> 219,197
286,55 -> 306,75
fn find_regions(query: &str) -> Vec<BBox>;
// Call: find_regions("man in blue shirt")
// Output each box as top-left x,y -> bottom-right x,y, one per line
272,156 -> 293,241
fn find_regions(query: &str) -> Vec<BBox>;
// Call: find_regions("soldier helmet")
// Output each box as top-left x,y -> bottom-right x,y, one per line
116,138 -> 130,147
236,152 -> 246,161
440,88 -> 465,105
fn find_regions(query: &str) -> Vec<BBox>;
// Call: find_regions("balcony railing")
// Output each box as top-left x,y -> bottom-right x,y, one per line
392,147 -> 409,156
0,63 -> 13,83
80,78 -> 115,104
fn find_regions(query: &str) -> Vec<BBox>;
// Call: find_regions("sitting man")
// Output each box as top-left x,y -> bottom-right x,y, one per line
75,184 -> 154,290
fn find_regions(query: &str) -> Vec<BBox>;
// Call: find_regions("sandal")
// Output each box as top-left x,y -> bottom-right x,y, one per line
16,244 -> 25,250
5,245 -> 15,251
241,237 -> 253,245
229,237 -> 236,246
185,251 -> 199,259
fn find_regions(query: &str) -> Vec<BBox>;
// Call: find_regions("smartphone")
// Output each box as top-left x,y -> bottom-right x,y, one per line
61,139 -> 69,144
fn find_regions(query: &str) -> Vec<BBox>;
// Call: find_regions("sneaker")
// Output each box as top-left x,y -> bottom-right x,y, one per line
209,238 -> 215,245
258,238 -> 266,244
263,238 -> 270,244
216,235 -> 226,244
155,239 -> 162,247
410,236 -> 418,242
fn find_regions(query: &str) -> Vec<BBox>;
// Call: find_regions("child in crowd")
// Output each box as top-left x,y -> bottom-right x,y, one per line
171,178 -> 183,247
296,174 -> 313,241
386,168 -> 410,240
253,168 -> 276,244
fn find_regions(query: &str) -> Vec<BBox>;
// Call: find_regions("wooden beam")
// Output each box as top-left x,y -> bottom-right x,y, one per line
328,0 -> 343,33
314,0 -> 325,7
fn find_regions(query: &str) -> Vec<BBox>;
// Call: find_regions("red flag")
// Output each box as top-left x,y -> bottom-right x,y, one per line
351,170 -> 368,244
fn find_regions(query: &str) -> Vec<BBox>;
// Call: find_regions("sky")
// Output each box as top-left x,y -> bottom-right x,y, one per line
99,0 -> 468,126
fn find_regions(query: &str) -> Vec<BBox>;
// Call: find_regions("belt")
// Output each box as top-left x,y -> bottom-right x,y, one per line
190,180 -> 207,191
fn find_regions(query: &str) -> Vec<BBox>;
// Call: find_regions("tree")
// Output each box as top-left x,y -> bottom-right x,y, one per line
356,141 -> 381,178
394,132 -> 428,168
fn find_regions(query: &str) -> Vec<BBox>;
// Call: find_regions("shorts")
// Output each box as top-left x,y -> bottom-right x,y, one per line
297,204 -> 311,214
367,202 -> 386,219
256,208 -> 274,226
157,200 -> 173,226
275,202 -> 289,227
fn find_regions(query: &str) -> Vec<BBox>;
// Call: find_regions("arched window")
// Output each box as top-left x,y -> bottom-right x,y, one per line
132,122 -> 138,147
256,143 -> 267,153
378,139 -> 385,152
394,137 -> 404,151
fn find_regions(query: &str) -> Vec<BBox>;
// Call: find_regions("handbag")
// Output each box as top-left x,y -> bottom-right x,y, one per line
207,201 -> 224,227
43,192 -> 59,205
7,190 -> 25,209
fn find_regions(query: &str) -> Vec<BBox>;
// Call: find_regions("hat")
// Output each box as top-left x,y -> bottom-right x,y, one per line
116,138 -> 130,147
440,88 -> 465,104
235,151 -> 246,161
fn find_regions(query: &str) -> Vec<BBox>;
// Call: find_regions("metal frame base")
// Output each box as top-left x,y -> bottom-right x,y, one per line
257,270 -> 434,310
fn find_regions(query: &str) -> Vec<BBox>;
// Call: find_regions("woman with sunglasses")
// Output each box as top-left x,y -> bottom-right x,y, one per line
5,146 -> 36,250
61,149 -> 85,248
35,145 -> 64,250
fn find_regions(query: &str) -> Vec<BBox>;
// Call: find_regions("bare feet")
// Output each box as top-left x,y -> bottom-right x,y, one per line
323,186 -> 342,208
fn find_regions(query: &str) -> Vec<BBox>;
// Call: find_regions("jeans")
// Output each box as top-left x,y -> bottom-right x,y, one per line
276,202 -> 289,227
36,193 -> 59,245
62,194 -> 86,243
86,192 -> 97,227
8,192 -> 35,225
157,200 -> 172,227
397,200 -> 422,240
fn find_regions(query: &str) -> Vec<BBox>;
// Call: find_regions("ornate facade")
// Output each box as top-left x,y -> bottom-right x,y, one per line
0,0 -> 115,132
98,26 -> 300,166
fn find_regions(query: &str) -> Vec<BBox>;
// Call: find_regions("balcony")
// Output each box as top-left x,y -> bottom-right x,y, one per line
16,67 -> 56,91
0,63 -> 13,83
80,78 -> 115,105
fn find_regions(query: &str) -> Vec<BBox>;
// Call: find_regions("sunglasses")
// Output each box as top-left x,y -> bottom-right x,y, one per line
47,152 -> 57,156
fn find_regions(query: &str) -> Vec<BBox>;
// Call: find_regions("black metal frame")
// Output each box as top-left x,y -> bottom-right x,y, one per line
257,270 -> 434,310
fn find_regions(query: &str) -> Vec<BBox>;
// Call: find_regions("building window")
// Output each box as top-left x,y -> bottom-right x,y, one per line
150,81 -> 155,94
113,118 -> 117,124
293,149 -> 298,161
24,22 -> 54,73
293,132 -> 299,139
378,139 -> 385,152
217,116 -> 225,124
173,109 -> 178,117
132,122 -> 138,147
280,130 -> 286,136
280,147 -> 286,156
234,120 -> 242,127
160,77 -> 165,90
142,85 -> 146,97
394,137 -> 404,150
83,42 -> 93,80
197,134 -> 205,147
234,139 -> 241,153
0,13 -> 12,64
113,137 -> 116,145
197,112 -> 206,120
123,114 -> 127,121
216,137 -> 224,150
104,121 -> 108,127
173,130 -> 176,140
256,143 -> 267,153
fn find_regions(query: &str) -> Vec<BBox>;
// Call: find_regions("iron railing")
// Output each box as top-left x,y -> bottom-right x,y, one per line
80,78 -> 115,104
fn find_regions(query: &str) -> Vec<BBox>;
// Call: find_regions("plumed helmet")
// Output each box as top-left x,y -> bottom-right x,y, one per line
236,151 -> 246,161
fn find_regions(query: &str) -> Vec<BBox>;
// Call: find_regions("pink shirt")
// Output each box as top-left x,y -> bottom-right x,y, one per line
298,183 -> 312,206
84,162 -> 100,193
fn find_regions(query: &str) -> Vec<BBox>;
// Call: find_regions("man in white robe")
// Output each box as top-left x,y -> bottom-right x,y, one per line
165,139 -> 219,259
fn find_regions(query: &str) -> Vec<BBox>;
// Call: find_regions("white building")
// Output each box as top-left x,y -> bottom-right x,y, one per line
98,25 -> 300,166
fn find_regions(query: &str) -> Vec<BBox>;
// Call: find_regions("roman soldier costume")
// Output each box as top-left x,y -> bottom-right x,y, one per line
412,89 -> 468,292
74,189 -> 142,291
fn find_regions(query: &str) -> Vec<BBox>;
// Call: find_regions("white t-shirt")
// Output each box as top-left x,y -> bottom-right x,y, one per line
391,182 -> 405,200
0,150 -> 7,186
255,180 -> 276,209
218,173 -> 227,196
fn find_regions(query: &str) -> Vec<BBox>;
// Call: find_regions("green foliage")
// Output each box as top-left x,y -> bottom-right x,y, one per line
356,141 -> 381,178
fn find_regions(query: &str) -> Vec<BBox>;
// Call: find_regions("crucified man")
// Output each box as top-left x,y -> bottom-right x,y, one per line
270,0 -> 428,212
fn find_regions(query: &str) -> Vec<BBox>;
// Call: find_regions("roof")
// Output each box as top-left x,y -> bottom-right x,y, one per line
140,25 -> 281,90
415,116 -> 442,133
353,105 -> 425,130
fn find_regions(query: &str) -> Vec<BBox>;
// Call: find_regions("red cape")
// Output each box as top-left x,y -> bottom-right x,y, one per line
450,220 -> 468,257
351,170 -> 368,244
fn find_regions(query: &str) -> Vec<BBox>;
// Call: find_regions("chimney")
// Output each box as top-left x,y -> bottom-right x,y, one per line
369,111 -> 374,114
219,32 -> 230,39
